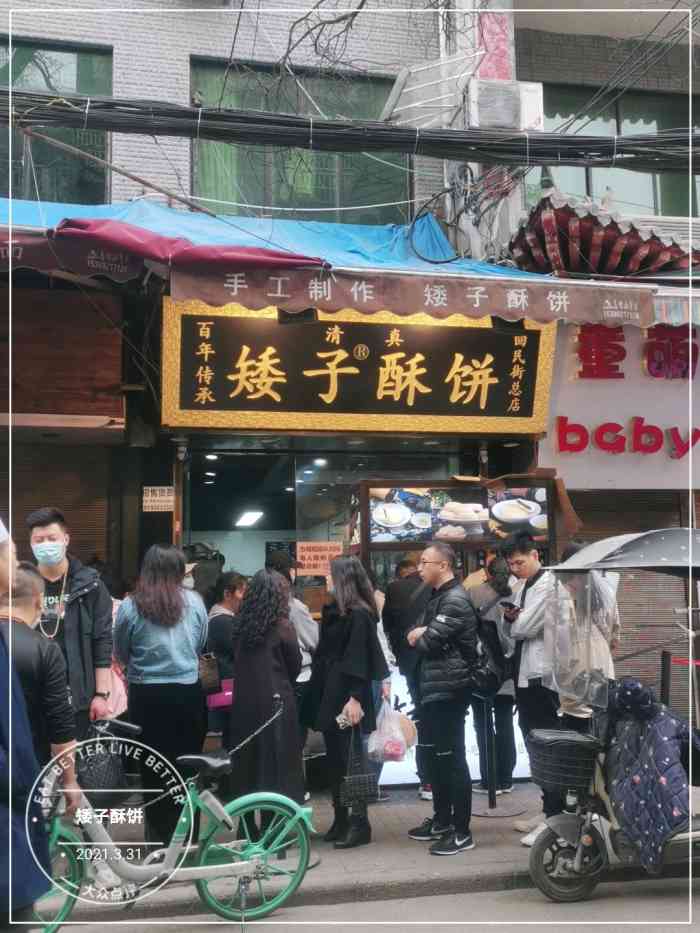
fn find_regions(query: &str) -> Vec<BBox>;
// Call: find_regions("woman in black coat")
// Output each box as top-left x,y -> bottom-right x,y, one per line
307,557 -> 388,849
228,570 -> 304,805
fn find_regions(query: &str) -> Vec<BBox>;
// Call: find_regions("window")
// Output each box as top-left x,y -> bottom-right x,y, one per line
526,85 -> 695,217
191,61 -> 409,224
0,41 -> 112,203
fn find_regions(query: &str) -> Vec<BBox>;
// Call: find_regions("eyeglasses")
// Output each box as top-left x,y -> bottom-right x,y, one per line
418,559 -> 443,567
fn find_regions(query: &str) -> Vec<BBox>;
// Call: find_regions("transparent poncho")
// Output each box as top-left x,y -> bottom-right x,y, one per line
542,569 -> 620,714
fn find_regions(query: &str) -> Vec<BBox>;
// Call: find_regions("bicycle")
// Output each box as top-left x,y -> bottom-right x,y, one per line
32,701 -> 315,930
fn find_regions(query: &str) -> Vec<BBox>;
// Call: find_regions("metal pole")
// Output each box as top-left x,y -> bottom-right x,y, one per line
483,697 -> 498,809
660,649 -> 672,706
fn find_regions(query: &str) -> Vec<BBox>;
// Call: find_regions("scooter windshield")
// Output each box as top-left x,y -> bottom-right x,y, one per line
542,570 -> 620,713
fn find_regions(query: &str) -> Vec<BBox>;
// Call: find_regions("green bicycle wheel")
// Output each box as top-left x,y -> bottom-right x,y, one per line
195,797 -> 310,921
32,834 -> 84,933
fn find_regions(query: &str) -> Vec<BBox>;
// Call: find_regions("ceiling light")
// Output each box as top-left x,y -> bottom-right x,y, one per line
295,478 -> 304,484
502,442 -> 521,448
204,481 -> 214,486
285,486 -> 294,492
314,458 -> 328,467
235,511 -> 264,527
423,440 -> 440,446
303,469 -> 313,475
205,471 -> 216,477
205,454 -> 219,461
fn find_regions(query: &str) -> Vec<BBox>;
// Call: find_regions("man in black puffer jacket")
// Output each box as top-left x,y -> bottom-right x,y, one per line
406,541 -> 479,857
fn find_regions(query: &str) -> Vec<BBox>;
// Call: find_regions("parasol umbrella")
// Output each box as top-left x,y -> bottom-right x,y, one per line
548,528 -> 699,576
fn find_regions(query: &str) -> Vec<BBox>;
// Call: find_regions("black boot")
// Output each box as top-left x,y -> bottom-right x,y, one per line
334,815 -> 371,849
323,805 -> 349,842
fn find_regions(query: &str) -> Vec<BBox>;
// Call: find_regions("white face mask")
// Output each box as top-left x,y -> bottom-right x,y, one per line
183,575 -> 195,590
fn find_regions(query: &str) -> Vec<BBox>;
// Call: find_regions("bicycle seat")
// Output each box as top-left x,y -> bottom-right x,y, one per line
176,751 -> 233,777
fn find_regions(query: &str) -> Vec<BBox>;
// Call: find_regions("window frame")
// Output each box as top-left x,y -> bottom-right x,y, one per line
189,56 -> 412,224
542,83 -> 695,217
1,37 -> 113,204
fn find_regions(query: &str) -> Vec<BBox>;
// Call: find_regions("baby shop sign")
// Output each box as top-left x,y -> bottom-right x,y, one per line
539,324 -> 697,490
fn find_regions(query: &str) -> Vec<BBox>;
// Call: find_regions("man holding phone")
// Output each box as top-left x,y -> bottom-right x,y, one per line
500,532 -> 565,847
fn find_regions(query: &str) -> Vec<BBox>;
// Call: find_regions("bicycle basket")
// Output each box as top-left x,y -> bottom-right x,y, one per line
528,729 -> 602,796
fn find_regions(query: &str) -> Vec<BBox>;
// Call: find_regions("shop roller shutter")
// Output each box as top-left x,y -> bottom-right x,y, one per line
0,444 -> 109,565
569,491 -> 689,717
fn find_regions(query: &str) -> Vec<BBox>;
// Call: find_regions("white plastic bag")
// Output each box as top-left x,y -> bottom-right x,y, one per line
367,698 -> 407,763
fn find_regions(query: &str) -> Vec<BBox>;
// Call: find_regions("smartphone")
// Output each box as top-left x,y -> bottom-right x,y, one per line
501,602 -> 519,613
336,713 -> 351,730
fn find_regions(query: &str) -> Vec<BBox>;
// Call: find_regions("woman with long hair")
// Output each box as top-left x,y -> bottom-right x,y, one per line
114,544 -> 208,842
469,556 -> 518,795
226,569 -> 305,805
307,556 -> 388,849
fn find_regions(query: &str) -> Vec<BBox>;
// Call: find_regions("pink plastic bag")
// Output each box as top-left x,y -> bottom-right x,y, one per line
367,699 -> 407,763
207,678 -> 235,710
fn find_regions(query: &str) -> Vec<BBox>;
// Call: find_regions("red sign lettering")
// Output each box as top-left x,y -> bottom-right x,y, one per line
592,422 -> 625,455
630,416 -> 664,454
644,325 -> 697,380
577,324 -> 626,379
556,416 -> 588,453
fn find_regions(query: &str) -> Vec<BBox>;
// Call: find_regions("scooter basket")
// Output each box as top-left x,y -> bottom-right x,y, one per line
528,729 -> 602,795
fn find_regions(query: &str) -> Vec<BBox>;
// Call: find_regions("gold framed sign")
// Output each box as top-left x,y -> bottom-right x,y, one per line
161,298 -> 556,434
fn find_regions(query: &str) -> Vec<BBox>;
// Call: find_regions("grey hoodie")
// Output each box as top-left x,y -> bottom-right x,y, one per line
290,596 -> 319,683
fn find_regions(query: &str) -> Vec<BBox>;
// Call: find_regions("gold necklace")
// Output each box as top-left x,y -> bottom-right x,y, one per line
39,571 -> 68,640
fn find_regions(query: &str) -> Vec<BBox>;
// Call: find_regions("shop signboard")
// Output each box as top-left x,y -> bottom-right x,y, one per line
161,300 -> 556,434
539,324 -> 699,490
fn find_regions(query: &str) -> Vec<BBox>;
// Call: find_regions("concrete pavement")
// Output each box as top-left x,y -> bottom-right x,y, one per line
63,782 -> 695,925
65,878 -> 697,930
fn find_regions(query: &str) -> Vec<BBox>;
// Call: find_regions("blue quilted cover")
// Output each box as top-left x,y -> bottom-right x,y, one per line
605,678 -> 693,873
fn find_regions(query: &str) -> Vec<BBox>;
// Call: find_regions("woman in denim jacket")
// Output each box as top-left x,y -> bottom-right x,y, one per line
114,545 -> 208,843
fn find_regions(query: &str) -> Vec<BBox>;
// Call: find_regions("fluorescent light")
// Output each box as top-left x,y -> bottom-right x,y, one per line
204,481 -> 214,486
205,454 -> 219,461
285,486 -> 294,492
205,471 -> 216,477
314,458 -> 328,466
303,469 -> 313,475
295,479 -> 304,484
235,511 -> 264,527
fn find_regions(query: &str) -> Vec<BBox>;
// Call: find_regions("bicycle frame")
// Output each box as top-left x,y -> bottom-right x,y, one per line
54,781 -> 314,887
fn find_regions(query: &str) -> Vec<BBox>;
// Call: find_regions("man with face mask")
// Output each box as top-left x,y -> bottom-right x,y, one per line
27,507 -> 113,740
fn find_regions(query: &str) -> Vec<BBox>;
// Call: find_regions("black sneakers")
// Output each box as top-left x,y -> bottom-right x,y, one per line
429,831 -> 476,856
407,817 -> 454,841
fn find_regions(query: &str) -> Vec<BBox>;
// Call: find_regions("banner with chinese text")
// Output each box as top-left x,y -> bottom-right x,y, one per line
171,267 -> 656,327
161,300 -> 556,434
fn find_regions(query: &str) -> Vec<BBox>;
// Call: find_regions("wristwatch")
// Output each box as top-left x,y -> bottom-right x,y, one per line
94,691 -> 111,700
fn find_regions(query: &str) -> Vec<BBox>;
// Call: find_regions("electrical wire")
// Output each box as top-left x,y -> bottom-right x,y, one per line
5,89 -> 695,174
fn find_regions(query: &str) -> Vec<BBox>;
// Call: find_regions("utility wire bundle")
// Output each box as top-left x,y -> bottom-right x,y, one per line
2,89 -> 697,174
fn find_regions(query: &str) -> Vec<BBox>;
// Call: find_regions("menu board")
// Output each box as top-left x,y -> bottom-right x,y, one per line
368,484 -> 551,548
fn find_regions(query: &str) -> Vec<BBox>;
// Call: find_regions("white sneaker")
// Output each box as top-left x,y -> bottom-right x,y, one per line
89,861 -> 123,889
513,815 -> 542,833
521,822 -> 548,847
418,785 -> 433,801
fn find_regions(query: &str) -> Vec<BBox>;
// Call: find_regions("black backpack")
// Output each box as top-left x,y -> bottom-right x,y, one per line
469,594 -> 508,698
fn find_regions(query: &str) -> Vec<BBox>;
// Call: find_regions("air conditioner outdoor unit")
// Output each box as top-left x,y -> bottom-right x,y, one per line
467,79 -> 543,132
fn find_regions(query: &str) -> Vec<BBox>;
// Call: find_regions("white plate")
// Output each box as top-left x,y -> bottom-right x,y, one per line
411,512 -> 432,530
492,498 -> 542,524
372,502 -> 412,529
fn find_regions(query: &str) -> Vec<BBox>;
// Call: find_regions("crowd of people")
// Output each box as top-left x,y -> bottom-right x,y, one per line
1,505 -> 620,925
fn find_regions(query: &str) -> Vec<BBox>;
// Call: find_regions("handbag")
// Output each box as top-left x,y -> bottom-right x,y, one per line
206,677 -> 234,710
199,652 -> 221,696
77,724 -> 130,809
339,726 -> 378,807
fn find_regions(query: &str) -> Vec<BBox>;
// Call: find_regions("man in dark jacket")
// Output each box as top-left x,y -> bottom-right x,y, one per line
406,542 -> 479,856
27,508 -> 113,740
382,558 -> 431,796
